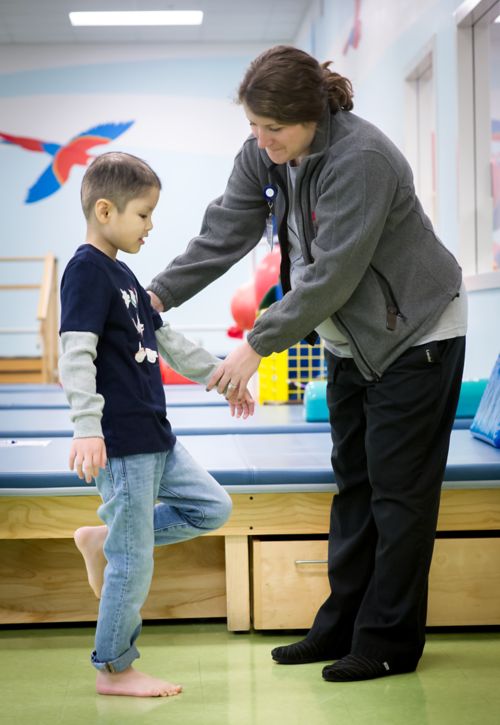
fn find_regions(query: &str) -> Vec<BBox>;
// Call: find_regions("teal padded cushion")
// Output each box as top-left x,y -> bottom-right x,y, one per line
456,379 -> 488,417
304,378 -> 489,423
304,380 -> 328,422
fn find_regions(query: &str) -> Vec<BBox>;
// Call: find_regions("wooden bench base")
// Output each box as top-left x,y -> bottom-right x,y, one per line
1,489 -> 499,629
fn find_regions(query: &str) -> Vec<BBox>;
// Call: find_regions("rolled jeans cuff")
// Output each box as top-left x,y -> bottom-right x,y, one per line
91,644 -> 140,673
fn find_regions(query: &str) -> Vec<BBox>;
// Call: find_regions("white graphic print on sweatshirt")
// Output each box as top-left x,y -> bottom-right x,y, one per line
120,287 -> 158,365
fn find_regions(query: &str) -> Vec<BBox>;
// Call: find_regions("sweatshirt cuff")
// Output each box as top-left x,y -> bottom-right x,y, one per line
147,281 -> 176,312
72,414 -> 104,439
246,329 -> 274,357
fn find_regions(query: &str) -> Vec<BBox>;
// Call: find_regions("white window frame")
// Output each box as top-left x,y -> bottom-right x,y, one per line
405,38 -> 437,229
456,0 -> 500,290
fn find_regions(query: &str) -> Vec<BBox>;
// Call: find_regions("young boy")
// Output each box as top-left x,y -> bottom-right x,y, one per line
59,151 -> 254,698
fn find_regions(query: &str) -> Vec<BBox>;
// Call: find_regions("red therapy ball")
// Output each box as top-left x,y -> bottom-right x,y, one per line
254,248 -> 281,305
230,281 -> 257,330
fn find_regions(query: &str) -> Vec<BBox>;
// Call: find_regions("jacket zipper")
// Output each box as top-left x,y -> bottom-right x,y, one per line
269,165 -> 291,291
299,156 -> 324,260
370,265 -> 405,331
334,311 -> 381,381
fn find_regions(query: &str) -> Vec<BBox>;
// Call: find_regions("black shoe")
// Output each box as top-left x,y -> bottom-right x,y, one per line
272,638 -> 344,665
322,654 -> 417,682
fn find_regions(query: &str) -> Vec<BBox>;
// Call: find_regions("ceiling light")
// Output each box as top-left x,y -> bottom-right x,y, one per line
69,11 -> 203,27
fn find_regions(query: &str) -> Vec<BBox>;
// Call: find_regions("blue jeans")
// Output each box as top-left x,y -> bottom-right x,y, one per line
90,440 -> 232,673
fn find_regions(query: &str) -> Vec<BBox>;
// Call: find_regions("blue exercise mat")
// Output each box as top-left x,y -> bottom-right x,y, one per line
470,354 -> 500,448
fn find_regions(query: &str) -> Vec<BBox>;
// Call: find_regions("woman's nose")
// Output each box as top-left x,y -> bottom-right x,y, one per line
255,128 -> 269,148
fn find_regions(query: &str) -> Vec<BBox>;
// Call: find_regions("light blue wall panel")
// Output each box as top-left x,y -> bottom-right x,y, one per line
295,0 -> 500,379
0,49 -> 261,355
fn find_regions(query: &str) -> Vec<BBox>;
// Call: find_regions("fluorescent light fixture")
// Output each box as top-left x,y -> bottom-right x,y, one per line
495,14 -> 500,22
69,11 -> 203,27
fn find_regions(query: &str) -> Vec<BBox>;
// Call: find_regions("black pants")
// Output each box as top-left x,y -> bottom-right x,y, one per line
308,337 -> 465,667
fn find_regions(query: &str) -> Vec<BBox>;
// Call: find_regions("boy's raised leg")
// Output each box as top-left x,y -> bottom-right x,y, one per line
74,525 -> 107,598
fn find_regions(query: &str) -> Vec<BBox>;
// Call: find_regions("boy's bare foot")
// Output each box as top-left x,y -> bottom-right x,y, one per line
74,525 -> 107,598
96,667 -> 183,697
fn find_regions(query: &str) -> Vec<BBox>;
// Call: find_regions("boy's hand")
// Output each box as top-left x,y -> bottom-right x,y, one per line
69,437 -> 107,484
228,388 -> 255,419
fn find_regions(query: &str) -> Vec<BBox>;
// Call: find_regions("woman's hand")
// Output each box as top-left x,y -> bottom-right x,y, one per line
207,341 -> 262,403
147,290 -> 165,313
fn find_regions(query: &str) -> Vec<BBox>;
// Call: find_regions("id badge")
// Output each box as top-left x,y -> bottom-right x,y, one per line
266,213 -> 274,251
263,184 -> 278,251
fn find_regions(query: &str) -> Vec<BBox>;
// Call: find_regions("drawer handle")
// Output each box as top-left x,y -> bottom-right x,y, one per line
294,559 -> 328,565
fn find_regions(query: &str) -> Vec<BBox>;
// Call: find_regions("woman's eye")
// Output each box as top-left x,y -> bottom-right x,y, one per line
139,214 -> 147,219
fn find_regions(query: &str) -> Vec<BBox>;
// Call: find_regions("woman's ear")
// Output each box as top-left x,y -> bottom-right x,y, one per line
94,198 -> 113,224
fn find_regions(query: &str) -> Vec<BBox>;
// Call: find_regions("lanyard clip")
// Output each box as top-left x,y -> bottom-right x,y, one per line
263,184 -> 278,203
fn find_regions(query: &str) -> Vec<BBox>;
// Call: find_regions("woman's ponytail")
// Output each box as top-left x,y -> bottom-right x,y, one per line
321,62 -> 354,113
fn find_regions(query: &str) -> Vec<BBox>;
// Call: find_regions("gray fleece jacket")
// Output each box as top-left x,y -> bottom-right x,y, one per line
148,109 -> 462,381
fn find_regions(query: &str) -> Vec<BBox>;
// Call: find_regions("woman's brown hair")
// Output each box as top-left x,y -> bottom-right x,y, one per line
237,45 -> 353,124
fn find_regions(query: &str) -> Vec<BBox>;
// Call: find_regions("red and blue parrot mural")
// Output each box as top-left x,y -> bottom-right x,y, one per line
0,121 -> 134,203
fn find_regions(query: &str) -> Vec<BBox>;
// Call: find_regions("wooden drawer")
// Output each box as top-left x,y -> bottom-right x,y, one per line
252,537 -> 500,629
253,538 -> 329,629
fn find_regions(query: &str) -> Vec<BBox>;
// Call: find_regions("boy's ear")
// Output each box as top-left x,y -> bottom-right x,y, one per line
94,198 -> 114,224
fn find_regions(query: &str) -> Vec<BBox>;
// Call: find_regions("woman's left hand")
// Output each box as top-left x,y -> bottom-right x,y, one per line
207,341 -> 262,402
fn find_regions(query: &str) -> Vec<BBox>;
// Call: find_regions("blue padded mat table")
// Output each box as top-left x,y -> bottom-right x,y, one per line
0,404 -> 328,438
0,434 -> 333,494
0,435 -> 251,492
1,429 -> 499,495
0,384 -> 61,392
0,403 -> 472,435
0,384 -> 209,392
0,385 -> 227,409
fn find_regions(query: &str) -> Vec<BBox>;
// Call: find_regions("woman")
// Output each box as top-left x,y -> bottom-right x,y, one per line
148,45 -> 467,682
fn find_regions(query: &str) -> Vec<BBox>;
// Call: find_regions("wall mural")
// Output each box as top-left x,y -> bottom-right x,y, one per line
343,0 -> 362,55
493,118 -> 500,270
0,121 -> 134,203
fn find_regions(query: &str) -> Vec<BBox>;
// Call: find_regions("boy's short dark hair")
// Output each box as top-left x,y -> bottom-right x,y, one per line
81,151 -> 162,219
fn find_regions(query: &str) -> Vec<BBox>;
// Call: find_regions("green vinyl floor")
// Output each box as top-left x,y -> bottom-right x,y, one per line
0,622 -> 499,725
